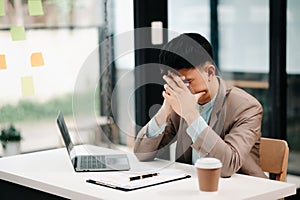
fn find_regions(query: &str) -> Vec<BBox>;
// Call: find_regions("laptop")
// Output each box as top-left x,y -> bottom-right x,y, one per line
56,111 -> 130,172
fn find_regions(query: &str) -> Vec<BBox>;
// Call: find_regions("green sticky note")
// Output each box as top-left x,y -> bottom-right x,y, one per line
21,76 -> 35,97
0,0 -> 5,16
10,26 -> 26,41
28,0 -> 44,16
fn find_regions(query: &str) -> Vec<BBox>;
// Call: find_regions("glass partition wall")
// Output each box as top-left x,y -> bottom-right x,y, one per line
218,0 -> 270,137
0,0 -> 136,155
287,0 -> 300,175
0,0 -> 104,154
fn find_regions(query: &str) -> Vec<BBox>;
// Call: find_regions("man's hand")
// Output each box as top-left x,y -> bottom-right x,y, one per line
154,98 -> 173,126
163,73 -> 204,125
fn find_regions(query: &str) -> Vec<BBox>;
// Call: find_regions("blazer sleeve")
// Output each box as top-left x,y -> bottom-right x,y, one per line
191,97 -> 263,177
134,114 -> 178,161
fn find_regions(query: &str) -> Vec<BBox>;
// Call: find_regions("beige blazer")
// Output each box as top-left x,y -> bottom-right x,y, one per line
134,78 -> 267,178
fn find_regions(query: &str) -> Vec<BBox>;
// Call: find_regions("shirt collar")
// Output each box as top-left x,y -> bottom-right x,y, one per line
198,94 -> 217,111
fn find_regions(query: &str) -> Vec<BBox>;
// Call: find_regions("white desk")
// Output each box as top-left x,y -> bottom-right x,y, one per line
0,146 -> 296,200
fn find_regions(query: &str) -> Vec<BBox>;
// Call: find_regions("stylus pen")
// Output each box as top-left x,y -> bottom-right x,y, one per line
129,173 -> 159,181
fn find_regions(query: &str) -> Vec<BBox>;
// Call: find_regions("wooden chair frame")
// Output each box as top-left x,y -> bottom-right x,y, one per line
260,137 -> 289,182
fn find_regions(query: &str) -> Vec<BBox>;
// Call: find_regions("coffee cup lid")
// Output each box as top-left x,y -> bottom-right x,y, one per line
195,158 -> 222,169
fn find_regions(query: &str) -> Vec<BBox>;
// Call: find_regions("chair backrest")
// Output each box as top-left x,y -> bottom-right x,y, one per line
260,137 -> 289,182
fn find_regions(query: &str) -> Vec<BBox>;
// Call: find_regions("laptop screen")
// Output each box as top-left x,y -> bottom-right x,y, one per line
56,112 -> 74,155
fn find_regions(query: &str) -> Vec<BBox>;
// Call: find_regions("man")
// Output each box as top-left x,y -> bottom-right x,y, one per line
134,33 -> 267,178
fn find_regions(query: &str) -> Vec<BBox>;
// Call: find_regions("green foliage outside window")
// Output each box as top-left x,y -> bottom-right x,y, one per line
0,94 -> 73,123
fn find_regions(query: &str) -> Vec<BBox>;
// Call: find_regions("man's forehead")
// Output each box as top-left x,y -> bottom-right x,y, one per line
177,67 -> 203,76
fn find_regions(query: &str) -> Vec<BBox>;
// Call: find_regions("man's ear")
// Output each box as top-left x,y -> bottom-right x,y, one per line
205,65 -> 215,77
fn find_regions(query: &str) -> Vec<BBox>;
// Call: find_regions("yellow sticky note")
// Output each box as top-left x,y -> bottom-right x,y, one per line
0,54 -> 7,70
0,0 -> 5,16
10,26 -> 26,41
28,0 -> 44,16
31,52 -> 44,67
21,76 -> 34,97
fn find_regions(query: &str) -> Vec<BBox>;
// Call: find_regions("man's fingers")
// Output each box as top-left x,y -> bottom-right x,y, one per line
164,84 -> 176,96
162,91 -> 172,104
170,73 -> 189,91
163,75 -> 178,90
163,91 -> 176,102
194,91 -> 206,100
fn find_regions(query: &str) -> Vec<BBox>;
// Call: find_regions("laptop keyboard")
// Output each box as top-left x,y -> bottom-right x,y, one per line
80,156 -> 106,169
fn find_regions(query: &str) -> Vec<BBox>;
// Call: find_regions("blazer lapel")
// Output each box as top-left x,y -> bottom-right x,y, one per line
209,77 -> 231,137
175,118 -> 192,164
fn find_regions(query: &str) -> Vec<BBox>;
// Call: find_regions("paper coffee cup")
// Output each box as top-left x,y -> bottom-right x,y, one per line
195,158 -> 222,192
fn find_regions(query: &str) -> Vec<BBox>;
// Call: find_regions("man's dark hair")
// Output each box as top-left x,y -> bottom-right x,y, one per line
159,33 -> 215,70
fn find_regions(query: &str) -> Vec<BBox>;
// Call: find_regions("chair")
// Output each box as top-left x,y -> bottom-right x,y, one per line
260,137 -> 289,182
